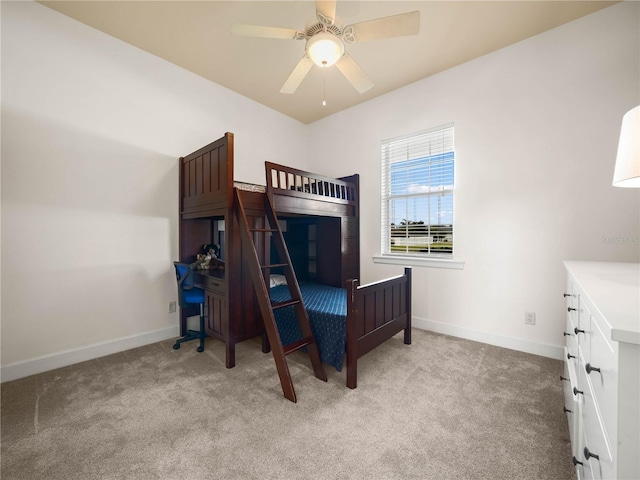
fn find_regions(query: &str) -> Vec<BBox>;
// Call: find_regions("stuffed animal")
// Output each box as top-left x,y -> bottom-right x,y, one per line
202,243 -> 221,259
193,243 -> 224,270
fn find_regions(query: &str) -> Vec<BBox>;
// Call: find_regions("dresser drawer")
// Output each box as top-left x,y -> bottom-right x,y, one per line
579,430 -> 599,480
563,351 -> 578,397
564,344 -> 578,388
586,308 -> 618,448
566,314 -> 579,362
579,365 -> 614,480
563,360 -> 579,451
577,298 -> 591,364
565,278 -> 580,328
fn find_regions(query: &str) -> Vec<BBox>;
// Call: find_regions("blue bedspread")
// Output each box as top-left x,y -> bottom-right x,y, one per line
270,282 -> 347,372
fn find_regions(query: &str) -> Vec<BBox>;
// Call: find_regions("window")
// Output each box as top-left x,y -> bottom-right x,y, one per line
381,123 -> 454,257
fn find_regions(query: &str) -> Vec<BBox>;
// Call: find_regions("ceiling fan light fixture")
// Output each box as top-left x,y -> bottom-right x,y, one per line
306,32 -> 344,67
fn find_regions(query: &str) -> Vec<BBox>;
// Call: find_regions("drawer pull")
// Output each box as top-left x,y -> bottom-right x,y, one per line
573,387 -> 583,396
584,447 -> 599,461
574,327 -> 585,335
585,363 -> 601,374
560,376 -> 569,382
563,406 -> 572,413
567,353 -> 576,360
563,293 -> 574,298
563,331 -> 572,337
572,456 -> 583,466
567,307 -> 577,312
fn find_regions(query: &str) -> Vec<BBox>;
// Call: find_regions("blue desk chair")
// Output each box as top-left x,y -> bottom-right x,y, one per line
173,262 -> 207,353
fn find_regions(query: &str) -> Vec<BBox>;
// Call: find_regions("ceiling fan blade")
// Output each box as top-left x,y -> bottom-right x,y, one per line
280,56 -> 314,94
231,23 -> 302,40
347,11 -> 420,42
335,53 -> 373,94
316,0 -> 337,24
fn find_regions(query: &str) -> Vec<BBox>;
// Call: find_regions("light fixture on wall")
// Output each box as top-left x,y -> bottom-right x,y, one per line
306,32 -> 344,67
612,105 -> 640,188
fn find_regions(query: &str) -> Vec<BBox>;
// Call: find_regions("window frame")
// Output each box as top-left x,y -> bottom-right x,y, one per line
380,123 -> 458,264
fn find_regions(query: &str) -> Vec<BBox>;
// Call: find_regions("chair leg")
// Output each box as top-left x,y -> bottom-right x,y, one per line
196,304 -> 205,353
173,330 -> 203,350
173,302 -> 207,352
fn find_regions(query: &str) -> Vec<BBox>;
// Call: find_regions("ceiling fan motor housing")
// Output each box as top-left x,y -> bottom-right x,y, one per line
305,19 -> 342,38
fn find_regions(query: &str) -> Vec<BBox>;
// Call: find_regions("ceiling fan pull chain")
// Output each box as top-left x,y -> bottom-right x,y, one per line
323,79 -> 327,106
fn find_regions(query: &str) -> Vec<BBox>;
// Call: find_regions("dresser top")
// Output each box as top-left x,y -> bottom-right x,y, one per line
564,261 -> 640,344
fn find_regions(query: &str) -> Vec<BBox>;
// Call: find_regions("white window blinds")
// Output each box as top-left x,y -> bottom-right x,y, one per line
381,123 -> 455,257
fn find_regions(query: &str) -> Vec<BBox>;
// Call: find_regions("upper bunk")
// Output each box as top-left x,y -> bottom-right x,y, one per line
265,161 -> 358,218
179,132 -> 359,219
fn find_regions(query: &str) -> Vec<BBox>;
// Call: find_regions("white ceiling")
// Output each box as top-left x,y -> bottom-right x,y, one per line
39,1 -> 617,124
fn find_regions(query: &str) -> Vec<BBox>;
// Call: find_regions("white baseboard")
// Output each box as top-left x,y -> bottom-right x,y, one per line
412,316 -> 564,360
1,319 -> 563,383
0,325 -> 180,383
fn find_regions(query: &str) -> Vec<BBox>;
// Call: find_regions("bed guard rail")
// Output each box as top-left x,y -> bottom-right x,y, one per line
265,161 -> 357,205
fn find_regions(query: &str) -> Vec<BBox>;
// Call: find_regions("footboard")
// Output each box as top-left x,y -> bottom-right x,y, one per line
345,267 -> 412,389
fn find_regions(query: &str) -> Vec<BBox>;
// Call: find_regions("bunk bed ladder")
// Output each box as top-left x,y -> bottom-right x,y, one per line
234,188 -> 327,403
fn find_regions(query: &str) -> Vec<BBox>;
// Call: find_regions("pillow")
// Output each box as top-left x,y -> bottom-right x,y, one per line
269,274 -> 288,288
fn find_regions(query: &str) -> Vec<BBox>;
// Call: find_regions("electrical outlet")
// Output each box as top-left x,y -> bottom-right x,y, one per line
169,301 -> 177,314
525,311 -> 536,325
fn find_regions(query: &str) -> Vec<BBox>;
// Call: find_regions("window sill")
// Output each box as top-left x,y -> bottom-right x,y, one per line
373,255 -> 465,270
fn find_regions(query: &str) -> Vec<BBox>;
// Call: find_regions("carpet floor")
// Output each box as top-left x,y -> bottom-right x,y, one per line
1,329 -> 574,480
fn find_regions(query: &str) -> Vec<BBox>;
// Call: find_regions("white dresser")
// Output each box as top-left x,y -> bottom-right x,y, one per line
563,261 -> 640,480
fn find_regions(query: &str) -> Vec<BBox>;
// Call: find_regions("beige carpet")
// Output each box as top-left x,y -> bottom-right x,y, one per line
1,329 -> 574,480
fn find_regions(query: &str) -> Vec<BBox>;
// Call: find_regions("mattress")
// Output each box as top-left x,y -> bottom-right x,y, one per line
269,281 -> 347,372
234,181 -> 266,193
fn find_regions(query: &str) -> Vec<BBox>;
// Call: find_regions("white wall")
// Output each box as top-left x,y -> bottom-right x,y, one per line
0,1 -> 308,379
307,1 -> 640,357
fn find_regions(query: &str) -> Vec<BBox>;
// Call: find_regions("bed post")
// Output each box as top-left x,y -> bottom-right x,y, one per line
346,278 -> 359,389
404,267 -> 412,345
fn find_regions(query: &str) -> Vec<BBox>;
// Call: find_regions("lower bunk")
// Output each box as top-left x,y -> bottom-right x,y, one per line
269,267 -> 412,389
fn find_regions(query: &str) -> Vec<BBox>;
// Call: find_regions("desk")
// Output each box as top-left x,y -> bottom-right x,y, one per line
182,264 -> 267,368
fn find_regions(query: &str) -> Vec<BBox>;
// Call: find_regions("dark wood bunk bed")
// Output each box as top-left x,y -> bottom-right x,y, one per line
178,132 -> 412,398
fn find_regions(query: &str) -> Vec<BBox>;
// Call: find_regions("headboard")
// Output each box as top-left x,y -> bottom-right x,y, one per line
180,132 -> 234,218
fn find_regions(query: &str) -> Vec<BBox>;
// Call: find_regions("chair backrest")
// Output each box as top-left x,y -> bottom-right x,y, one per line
174,262 -> 196,308
174,262 -> 195,288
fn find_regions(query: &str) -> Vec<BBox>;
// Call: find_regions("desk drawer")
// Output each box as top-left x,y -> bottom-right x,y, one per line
205,276 -> 226,294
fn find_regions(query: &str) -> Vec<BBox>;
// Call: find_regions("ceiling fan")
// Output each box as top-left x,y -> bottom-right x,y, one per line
231,0 -> 420,95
